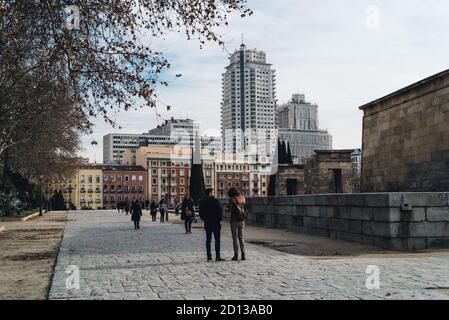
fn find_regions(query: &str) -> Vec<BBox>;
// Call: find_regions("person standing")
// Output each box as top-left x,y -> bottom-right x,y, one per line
131,199 -> 142,230
150,200 -> 158,222
159,198 -> 167,223
181,194 -> 195,234
117,201 -> 122,214
227,188 -> 247,261
124,201 -> 130,215
199,188 -> 225,261
145,199 -> 150,212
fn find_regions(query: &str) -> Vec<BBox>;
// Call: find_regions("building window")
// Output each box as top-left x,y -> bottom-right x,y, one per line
125,175 -> 129,182
132,175 -> 136,181
180,169 -> 184,176
152,178 -> 157,185
95,176 -> 100,183
139,175 -> 143,182
118,176 -> 122,182
103,176 -> 108,182
152,187 -> 157,194
80,175 -> 85,183
111,176 -> 115,182
88,176 -> 93,183
152,169 -> 157,176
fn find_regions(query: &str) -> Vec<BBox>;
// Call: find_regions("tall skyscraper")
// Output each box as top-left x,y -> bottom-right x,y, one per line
221,43 -> 277,157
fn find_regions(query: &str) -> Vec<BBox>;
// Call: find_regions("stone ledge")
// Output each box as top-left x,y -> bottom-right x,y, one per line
21,212 -> 41,221
0,225 -> 5,233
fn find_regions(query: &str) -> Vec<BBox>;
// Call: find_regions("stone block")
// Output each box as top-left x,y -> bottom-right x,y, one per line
329,219 -> 362,234
388,238 -> 427,251
427,237 -> 449,249
409,221 -> 449,237
303,217 -> 318,229
427,207 -> 449,221
362,221 -> 400,237
339,207 -> 373,221
304,206 -> 320,218
372,208 -> 401,222
403,193 -> 448,207
364,193 -> 392,207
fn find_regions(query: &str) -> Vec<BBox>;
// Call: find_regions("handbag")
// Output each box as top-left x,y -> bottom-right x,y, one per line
185,210 -> 193,217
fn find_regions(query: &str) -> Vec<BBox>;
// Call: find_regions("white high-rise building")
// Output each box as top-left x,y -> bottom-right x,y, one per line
221,44 -> 277,157
103,118 -> 221,164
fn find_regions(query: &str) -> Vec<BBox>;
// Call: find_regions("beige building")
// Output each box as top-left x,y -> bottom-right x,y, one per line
359,69 -> 449,192
44,165 -> 104,210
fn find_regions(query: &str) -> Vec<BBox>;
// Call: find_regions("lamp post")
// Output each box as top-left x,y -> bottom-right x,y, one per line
68,185 -> 73,212
39,174 -> 44,216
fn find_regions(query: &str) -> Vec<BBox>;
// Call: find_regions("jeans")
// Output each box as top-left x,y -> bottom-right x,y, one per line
133,220 -> 140,229
160,210 -> 165,223
185,219 -> 192,233
230,221 -> 245,256
205,227 -> 221,258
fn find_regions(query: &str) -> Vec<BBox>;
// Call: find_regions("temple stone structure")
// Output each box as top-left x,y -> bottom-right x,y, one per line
304,150 -> 354,194
360,69 -> 449,192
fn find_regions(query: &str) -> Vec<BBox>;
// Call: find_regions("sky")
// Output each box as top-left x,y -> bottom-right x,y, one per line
79,0 -> 449,163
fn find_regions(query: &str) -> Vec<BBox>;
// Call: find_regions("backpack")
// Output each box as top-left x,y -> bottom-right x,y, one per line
233,201 -> 247,221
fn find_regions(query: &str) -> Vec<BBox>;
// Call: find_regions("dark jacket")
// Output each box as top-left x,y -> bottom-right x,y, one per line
131,202 -> 142,221
181,198 -> 195,221
199,196 -> 222,230
150,202 -> 158,215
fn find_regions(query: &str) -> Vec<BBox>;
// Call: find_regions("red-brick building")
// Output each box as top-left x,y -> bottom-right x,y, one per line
101,165 -> 147,208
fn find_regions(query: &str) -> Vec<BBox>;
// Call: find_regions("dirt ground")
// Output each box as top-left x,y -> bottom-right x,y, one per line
0,211 -> 67,300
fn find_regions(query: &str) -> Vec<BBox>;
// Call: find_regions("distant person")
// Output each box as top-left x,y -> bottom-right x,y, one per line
199,188 -> 224,261
124,202 -> 130,215
175,200 -> 180,215
131,199 -> 142,230
150,200 -> 158,222
145,199 -> 150,211
227,188 -> 247,261
159,198 -> 167,223
117,201 -> 122,214
181,194 -> 195,234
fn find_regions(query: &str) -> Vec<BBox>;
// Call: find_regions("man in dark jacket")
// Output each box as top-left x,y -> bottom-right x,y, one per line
131,200 -> 143,230
199,188 -> 225,261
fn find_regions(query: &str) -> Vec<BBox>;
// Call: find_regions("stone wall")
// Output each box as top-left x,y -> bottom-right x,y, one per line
219,193 -> 449,251
304,150 -> 353,194
360,70 -> 449,192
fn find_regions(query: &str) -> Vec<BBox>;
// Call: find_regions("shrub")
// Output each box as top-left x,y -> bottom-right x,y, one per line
0,193 -> 23,216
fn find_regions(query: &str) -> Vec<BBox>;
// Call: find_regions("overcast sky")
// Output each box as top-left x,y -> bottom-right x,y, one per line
80,0 -> 449,163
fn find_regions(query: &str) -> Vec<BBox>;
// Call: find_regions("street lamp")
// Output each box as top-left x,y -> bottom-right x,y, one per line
68,185 -> 73,212
39,174 -> 44,216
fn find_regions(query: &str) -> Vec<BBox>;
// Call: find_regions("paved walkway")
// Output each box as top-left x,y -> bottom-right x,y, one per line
49,210 -> 449,300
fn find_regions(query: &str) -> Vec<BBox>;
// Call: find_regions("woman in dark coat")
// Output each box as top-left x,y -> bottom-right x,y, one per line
150,200 -> 158,222
131,200 -> 142,230
181,194 -> 195,234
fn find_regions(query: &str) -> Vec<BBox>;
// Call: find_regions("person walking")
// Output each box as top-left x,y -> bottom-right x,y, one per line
124,201 -> 130,215
181,194 -> 195,234
199,188 -> 225,262
150,200 -> 158,222
227,188 -> 247,261
145,199 -> 150,212
131,199 -> 142,230
117,201 -> 122,214
159,198 -> 167,223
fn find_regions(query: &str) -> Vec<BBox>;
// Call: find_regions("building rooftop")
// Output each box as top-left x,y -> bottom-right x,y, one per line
80,164 -> 146,172
359,68 -> 449,111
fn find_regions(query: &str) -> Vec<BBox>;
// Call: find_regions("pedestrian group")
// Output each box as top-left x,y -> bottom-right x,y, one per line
116,187 -> 248,262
